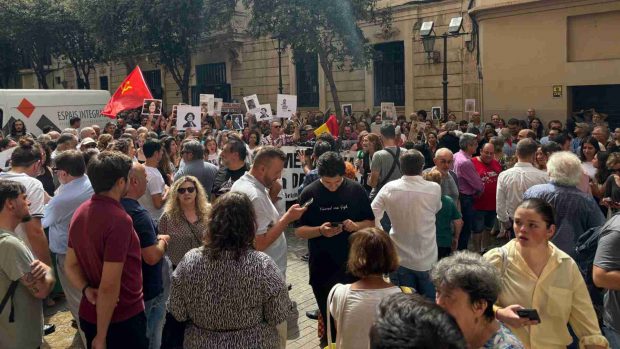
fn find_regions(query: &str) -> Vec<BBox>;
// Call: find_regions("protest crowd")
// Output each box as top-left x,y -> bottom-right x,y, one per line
2,90 -> 620,349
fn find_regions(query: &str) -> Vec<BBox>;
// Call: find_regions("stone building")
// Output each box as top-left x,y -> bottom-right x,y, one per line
471,0 -> 620,127
17,0 -> 481,121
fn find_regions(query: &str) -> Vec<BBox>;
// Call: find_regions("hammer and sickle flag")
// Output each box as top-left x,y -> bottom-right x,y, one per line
102,66 -> 153,118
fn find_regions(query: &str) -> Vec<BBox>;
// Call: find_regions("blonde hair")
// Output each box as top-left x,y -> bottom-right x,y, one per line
423,169 -> 442,185
163,176 -> 211,222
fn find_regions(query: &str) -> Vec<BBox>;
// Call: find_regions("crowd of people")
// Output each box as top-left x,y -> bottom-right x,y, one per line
0,105 -> 618,349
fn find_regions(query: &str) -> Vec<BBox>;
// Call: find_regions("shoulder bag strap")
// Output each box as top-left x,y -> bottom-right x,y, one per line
183,217 -> 203,246
377,147 -> 401,189
0,280 -> 19,323
326,284 -> 350,348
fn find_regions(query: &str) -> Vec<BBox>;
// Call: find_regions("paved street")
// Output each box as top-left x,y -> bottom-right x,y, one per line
42,229 -> 320,349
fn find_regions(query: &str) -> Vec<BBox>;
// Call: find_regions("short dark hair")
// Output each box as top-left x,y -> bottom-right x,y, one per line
87,151 -> 133,194
317,132 -> 337,151
182,141 -> 204,160
253,146 -> 286,167
507,118 -> 520,126
312,140 -> 332,158
206,191 -> 257,260
69,116 -> 81,126
347,228 -> 398,278
380,124 -> 396,139
226,139 -> 247,161
370,293 -> 466,349
550,132 -> 571,146
515,138 -> 538,158
417,109 -> 427,119
541,141 -> 562,156
54,150 -> 86,177
400,149 -> 425,176
10,138 -> 41,167
57,133 -> 76,146
0,180 -> 26,211
517,198 -> 555,227
82,148 -> 99,169
547,119 -> 563,129
317,151 -> 346,178
142,139 -> 162,158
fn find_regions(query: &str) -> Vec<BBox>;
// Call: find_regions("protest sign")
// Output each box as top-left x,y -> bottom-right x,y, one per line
280,146 -> 361,203
176,105 -> 201,131
141,99 -> 162,116
381,102 -> 396,121
199,94 -> 214,116
213,98 -> 223,115
243,94 -> 260,113
255,104 -> 273,121
226,114 -> 244,130
276,94 -> 297,119
342,104 -> 352,118
222,102 -> 242,114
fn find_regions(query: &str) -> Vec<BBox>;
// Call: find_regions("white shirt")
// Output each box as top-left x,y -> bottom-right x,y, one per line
231,173 -> 287,275
371,175 -> 441,271
329,284 -> 401,349
0,171 -> 45,247
138,165 -> 166,221
496,162 -> 549,223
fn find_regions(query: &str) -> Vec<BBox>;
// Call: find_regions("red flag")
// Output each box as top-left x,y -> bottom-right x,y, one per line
101,66 -> 153,118
326,114 -> 339,137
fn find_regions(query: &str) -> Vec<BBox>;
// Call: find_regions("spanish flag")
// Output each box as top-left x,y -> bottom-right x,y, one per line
101,66 -> 153,118
313,115 -> 339,137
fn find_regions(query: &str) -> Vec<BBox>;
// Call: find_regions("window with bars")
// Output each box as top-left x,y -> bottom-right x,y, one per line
143,69 -> 163,99
373,41 -> 405,106
99,76 -> 108,91
295,53 -> 319,107
192,63 -> 230,104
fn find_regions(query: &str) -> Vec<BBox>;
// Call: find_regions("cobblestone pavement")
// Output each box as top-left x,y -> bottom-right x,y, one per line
42,229 -> 321,349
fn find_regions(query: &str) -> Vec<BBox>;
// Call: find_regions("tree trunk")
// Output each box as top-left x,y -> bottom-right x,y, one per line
36,68 -> 49,89
318,50 -> 345,134
80,64 -> 92,89
72,63 -> 83,89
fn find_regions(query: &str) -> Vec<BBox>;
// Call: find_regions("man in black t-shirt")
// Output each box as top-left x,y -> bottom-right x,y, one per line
211,138 -> 249,198
296,152 -> 375,346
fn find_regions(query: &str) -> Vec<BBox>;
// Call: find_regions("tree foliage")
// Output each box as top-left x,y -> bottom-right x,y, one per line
0,0 -> 65,89
244,0 -> 391,120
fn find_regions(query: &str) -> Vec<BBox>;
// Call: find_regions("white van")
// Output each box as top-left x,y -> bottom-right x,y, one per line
0,89 -> 111,136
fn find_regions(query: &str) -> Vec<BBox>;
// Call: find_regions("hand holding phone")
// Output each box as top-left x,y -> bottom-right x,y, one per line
516,309 -> 541,323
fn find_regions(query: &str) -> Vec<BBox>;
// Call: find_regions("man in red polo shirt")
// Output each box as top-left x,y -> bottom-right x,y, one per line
471,143 -> 502,253
64,151 -> 147,349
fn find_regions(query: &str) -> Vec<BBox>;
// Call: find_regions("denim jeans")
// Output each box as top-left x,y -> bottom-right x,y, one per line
144,291 -> 166,349
389,265 -> 435,300
458,194 -> 476,250
604,326 -> 620,349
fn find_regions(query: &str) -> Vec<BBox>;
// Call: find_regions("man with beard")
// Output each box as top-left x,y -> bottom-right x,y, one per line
0,180 -> 55,349
64,151 -> 148,349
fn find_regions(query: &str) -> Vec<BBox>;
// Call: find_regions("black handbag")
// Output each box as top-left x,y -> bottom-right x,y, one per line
160,312 -> 186,349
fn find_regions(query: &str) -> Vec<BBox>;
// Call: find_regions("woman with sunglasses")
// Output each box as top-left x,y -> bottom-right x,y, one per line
158,176 -> 211,267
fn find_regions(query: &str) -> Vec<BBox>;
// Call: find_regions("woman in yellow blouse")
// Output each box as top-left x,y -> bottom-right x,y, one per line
484,198 -> 608,349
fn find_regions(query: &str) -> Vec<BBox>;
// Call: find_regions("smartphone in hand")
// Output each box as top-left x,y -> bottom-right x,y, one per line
516,309 -> 541,322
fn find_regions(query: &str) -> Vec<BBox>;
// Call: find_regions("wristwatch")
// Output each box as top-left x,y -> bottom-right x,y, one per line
81,285 -> 89,297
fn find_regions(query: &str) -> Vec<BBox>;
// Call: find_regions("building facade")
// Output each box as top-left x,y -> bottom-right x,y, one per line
471,0 -> 620,127
16,0 -> 484,121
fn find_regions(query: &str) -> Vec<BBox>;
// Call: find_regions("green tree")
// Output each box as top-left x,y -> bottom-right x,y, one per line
0,0 -> 65,89
0,37 -> 21,88
141,0 -> 237,103
244,0 -> 391,121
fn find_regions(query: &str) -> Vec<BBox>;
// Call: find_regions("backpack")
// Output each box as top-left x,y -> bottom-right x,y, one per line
575,214 -> 620,319
0,233 -> 19,323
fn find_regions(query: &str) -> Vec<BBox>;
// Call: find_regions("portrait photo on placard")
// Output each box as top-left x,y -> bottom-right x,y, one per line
176,105 -> 202,131
431,106 -> 442,120
226,114 -> 244,130
254,104 -> 273,121
213,98 -> 223,115
244,94 -> 260,113
199,94 -> 214,116
342,104 -> 353,118
380,102 -> 395,121
141,99 -> 163,116
276,94 -> 297,119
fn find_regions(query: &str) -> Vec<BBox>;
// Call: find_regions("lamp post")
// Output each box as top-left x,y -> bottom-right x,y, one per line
419,18 -> 468,121
272,36 -> 284,94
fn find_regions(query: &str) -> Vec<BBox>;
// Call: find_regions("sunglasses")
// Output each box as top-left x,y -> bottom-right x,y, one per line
177,187 -> 196,194
273,125 -> 281,129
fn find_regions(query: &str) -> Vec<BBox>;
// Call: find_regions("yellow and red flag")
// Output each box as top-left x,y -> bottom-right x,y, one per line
101,66 -> 153,118
313,114 -> 340,138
